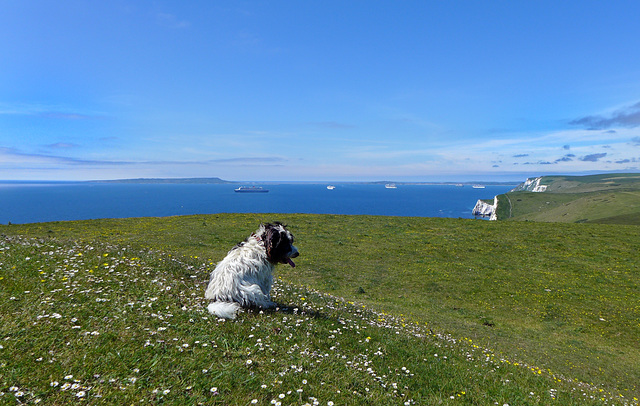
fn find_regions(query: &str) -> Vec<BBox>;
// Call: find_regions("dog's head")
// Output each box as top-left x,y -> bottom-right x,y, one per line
259,222 -> 299,267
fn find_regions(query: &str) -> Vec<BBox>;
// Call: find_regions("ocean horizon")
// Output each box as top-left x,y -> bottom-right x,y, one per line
0,181 -> 516,225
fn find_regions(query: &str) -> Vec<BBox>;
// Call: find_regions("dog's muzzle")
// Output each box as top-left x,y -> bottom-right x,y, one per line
286,246 -> 299,267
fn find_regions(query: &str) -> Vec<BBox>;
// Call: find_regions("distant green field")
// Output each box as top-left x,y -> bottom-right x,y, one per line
495,173 -> 640,224
1,213 -> 638,404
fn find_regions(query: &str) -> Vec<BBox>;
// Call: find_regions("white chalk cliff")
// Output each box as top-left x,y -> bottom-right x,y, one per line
510,176 -> 547,192
472,196 -> 498,220
472,176 -> 550,220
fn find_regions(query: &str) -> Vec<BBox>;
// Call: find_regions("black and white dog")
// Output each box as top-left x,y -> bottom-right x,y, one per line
205,222 -> 299,319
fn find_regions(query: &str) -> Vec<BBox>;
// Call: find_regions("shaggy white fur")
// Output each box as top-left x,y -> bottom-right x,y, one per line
204,223 -> 299,319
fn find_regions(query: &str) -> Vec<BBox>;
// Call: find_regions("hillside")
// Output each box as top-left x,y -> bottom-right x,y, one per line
495,173 -> 640,224
1,214 -> 638,404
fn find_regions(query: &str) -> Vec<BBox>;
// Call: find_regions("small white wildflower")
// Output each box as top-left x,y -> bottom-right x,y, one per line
50,381 -> 59,387
76,391 -> 86,398
246,359 -> 253,365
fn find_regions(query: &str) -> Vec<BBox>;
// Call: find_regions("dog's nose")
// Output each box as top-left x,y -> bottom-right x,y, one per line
290,247 -> 299,258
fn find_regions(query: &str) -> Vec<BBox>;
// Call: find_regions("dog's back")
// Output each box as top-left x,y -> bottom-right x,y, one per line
205,223 -> 298,319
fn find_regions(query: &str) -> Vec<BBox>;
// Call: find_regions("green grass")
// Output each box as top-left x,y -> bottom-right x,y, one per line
1,214 -> 639,404
539,174 -> 640,193
496,173 -> 640,224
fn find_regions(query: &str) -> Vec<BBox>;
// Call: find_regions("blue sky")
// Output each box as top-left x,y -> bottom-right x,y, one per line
2,1 -> 640,182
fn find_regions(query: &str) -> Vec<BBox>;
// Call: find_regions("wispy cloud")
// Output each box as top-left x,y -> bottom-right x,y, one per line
0,148 -> 129,167
0,148 -> 286,169
0,103 -> 106,120
520,161 -> 556,165
570,101 -> 640,130
555,154 -> 574,162
580,153 -> 608,162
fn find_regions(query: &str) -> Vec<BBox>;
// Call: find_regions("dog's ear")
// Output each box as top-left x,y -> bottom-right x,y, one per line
264,224 -> 282,262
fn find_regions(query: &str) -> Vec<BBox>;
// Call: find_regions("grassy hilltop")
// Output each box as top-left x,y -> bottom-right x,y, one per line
1,214 -> 639,405
494,173 -> 640,224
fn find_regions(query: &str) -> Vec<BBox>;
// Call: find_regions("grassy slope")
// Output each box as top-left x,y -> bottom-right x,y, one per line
496,173 -> 640,224
1,214 -> 639,404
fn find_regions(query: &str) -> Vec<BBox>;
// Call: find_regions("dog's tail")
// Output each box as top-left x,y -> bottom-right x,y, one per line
207,302 -> 243,319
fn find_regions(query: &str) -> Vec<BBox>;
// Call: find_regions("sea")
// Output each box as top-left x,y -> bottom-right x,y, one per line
0,182 -> 516,225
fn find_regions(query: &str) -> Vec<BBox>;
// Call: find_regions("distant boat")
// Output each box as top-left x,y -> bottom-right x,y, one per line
234,186 -> 269,193
455,184 -> 464,187
385,183 -> 397,189
327,185 -> 336,190
472,185 -> 486,189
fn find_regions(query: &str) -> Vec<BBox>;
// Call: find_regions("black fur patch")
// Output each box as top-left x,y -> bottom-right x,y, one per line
263,222 -> 294,264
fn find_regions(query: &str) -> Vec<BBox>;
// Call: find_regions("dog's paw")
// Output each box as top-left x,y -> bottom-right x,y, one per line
262,301 -> 277,309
